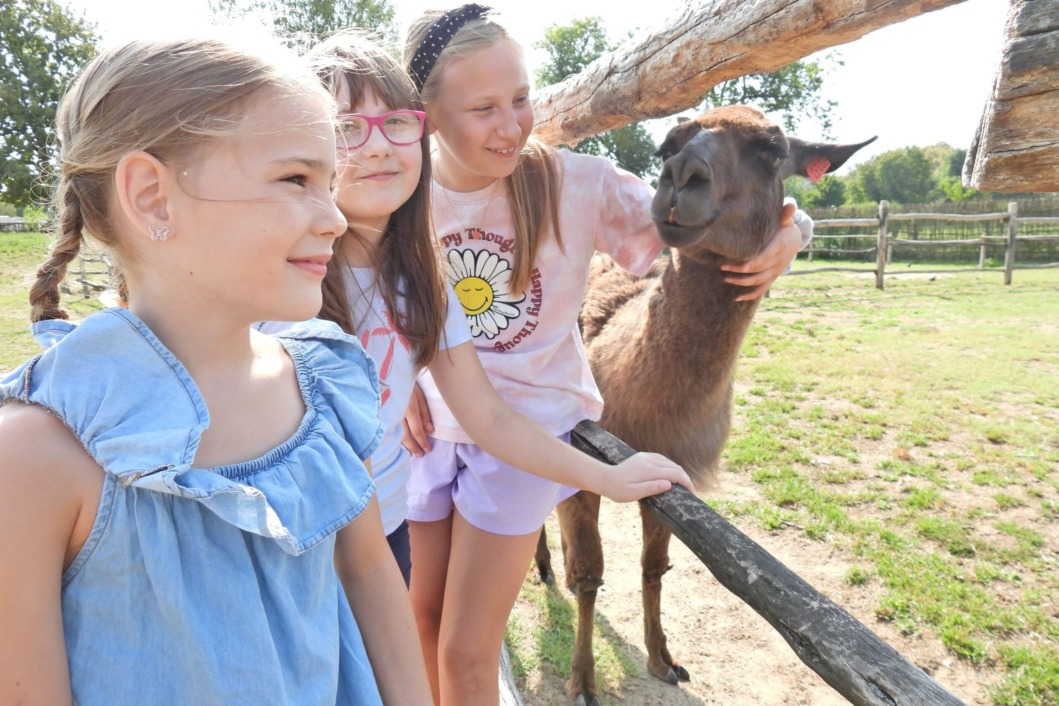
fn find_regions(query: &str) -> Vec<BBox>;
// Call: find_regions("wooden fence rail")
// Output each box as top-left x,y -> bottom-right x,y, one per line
0,217 -> 28,232
60,253 -> 112,299
798,201 -> 1059,289
571,420 -> 967,706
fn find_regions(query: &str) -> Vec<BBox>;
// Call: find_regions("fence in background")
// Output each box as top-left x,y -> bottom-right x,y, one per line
796,201 -> 1059,289
0,217 -> 28,232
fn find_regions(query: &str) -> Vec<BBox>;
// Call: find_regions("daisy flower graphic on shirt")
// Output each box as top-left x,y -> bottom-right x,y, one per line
447,249 -> 525,340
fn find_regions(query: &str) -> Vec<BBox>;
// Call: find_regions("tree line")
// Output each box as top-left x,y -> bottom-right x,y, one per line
785,143 -> 1001,211
1,0 -> 1019,214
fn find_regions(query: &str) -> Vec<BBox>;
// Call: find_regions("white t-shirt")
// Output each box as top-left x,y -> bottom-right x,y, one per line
258,268 -> 472,534
418,149 -> 664,443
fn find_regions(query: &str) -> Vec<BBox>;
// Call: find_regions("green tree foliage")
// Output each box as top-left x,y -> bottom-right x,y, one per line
0,0 -> 98,208
802,174 -> 846,208
782,176 -> 812,206
210,0 -> 397,46
702,55 -> 841,138
846,146 -> 937,205
922,144 -> 980,202
533,18 -> 659,180
937,175 -> 980,202
21,204 -> 48,231
533,17 -> 610,87
795,142 -> 995,208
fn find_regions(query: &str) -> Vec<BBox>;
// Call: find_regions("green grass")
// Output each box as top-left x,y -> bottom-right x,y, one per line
720,264 -> 1059,704
0,231 -> 104,372
510,263 -> 1059,706
507,562 -> 637,706
1,232 -> 50,371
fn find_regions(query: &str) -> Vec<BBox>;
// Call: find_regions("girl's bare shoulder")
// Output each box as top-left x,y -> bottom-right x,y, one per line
0,401 -> 103,542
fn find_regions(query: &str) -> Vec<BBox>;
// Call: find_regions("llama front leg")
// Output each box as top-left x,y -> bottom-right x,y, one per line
641,506 -> 690,685
556,490 -> 604,706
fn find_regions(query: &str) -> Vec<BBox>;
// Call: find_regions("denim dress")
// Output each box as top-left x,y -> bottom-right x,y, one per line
0,309 -> 386,706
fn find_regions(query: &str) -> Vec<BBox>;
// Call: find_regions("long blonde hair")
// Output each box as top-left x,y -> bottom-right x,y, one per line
307,31 -> 445,369
32,36 -> 331,323
404,9 -> 563,295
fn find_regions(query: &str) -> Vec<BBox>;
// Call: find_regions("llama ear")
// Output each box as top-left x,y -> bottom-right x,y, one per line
782,135 -> 878,182
654,120 -> 704,160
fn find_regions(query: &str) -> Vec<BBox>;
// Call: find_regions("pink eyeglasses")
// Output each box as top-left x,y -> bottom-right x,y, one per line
337,110 -> 427,150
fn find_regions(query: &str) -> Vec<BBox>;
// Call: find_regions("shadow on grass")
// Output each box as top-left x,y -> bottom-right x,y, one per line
515,578 -> 707,706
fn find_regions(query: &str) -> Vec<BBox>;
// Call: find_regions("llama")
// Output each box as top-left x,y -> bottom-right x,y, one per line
535,105 -> 875,706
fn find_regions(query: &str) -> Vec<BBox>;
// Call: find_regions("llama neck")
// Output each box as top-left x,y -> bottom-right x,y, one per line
653,250 -> 760,374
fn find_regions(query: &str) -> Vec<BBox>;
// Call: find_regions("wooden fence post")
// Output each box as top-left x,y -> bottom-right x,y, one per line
79,258 -> 89,298
978,229 -> 987,269
875,200 -> 889,290
1004,201 -> 1018,285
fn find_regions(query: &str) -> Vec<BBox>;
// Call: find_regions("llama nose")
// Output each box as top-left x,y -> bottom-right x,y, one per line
671,155 -> 712,189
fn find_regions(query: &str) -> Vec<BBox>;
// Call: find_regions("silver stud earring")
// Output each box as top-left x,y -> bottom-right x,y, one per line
147,223 -> 170,241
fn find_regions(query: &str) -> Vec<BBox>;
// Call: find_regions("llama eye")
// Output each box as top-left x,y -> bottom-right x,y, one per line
759,150 -> 784,170
654,137 -> 680,161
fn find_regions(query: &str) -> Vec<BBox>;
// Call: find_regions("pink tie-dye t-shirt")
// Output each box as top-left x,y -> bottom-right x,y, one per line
418,149 -> 664,443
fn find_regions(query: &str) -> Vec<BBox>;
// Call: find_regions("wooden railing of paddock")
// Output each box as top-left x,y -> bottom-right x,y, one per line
0,217 -> 28,232
794,201 -> 1059,289
570,420 -> 967,706
61,252 -> 113,299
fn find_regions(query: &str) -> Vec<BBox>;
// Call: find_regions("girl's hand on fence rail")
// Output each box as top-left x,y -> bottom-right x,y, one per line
721,200 -> 804,301
597,452 -> 694,503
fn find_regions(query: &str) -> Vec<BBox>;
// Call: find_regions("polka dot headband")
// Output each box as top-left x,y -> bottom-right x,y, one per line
409,4 -> 492,91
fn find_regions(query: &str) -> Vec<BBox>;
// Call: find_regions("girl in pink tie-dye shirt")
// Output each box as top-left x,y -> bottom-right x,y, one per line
400,6 -> 811,704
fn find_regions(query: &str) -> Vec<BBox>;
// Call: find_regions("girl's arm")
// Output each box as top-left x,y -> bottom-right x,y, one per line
400,383 -> 434,456
428,344 -> 693,502
0,403 -> 98,705
333,493 -> 432,704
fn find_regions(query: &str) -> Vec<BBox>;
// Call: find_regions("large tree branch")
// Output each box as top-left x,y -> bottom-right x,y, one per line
964,0 -> 1059,193
532,0 -> 966,147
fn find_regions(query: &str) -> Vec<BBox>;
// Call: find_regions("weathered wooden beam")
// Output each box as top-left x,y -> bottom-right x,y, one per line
571,419 -> 967,706
531,0 -> 966,147
964,0 -> 1059,193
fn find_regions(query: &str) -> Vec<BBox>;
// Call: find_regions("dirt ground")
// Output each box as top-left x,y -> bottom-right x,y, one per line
512,466 -> 995,705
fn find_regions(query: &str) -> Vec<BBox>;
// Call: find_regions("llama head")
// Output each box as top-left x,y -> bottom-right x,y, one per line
651,105 -> 876,259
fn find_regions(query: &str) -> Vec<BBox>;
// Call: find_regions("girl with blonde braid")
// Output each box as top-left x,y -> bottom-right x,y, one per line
0,35 -> 431,705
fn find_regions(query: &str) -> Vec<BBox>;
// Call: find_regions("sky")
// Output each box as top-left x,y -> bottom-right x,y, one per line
64,0 -> 1009,172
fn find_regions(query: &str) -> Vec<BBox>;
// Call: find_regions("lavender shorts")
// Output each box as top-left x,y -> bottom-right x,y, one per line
406,431 -> 580,536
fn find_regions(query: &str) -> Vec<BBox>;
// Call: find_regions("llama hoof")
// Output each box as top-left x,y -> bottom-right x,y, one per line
650,666 -> 682,686
573,694 -> 601,706
675,664 -> 691,681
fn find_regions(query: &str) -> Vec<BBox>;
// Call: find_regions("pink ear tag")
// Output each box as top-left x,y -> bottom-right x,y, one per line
806,158 -> 831,183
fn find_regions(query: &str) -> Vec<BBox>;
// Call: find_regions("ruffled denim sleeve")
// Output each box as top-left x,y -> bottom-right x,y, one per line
3,310 -> 384,556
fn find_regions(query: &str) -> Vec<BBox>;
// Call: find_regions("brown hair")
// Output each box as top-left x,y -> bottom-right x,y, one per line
307,30 -> 445,369
404,8 -> 563,295
31,36 -> 330,323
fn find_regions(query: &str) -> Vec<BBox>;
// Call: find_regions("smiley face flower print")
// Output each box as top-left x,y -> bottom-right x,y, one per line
446,249 -> 526,340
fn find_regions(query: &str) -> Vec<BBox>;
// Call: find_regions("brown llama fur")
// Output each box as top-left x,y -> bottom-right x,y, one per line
537,105 -> 875,706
